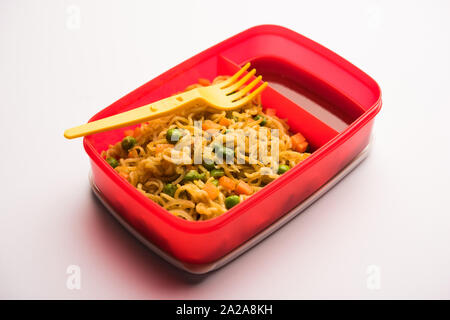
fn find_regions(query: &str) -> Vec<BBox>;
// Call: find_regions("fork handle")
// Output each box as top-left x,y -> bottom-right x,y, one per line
64,90 -> 201,139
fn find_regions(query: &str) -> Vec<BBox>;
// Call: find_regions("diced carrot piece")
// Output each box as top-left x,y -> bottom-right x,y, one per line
185,84 -> 199,91
297,141 -> 309,153
219,176 -> 236,191
265,108 -> 277,117
134,126 -> 141,137
203,182 -> 219,200
291,133 -> 308,153
202,120 -> 221,131
205,129 -> 219,136
235,181 -> 253,195
219,117 -> 231,127
291,132 -> 306,144
155,144 -> 173,153
119,172 -> 129,179
124,129 -> 134,137
198,78 -> 211,86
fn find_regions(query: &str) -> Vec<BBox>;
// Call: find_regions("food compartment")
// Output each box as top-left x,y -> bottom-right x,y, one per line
86,55 -> 340,264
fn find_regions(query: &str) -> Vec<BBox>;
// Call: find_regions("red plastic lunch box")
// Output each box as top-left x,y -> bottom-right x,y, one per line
85,25 -> 381,274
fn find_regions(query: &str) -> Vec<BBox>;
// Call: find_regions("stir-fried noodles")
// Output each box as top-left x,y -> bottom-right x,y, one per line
102,76 -> 311,221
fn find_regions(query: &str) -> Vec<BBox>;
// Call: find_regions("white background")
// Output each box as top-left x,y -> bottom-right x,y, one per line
1,0 -> 449,299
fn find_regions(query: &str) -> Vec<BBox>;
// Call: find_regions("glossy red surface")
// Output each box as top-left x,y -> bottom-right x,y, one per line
84,25 -> 381,264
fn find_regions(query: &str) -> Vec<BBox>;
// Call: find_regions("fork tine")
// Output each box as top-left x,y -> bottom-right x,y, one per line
223,69 -> 256,95
229,76 -> 262,101
233,82 -> 268,105
219,63 -> 251,89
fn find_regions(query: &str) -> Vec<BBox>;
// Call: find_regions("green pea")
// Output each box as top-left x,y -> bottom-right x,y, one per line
211,168 -> 224,178
253,115 -> 267,126
211,179 -> 219,186
183,170 -> 198,181
225,195 -> 240,209
162,183 -> 177,197
183,170 -> 205,182
106,157 -> 119,168
223,147 -> 234,159
277,164 -> 290,174
121,136 -> 136,151
213,144 -> 223,154
215,145 -> 234,161
166,128 -> 182,144
203,159 -> 216,171
198,172 -> 206,181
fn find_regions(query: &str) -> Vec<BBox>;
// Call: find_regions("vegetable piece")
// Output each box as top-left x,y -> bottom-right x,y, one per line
235,181 -> 253,195
296,141 -> 309,153
253,115 -> 267,126
202,159 -> 216,171
211,179 -> 219,186
202,120 -> 221,131
219,176 -> 236,191
225,195 -> 240,209
124,129 -> 134,137
134,127 -> 141,137
162,183 -> 177,197
183,170 -> 198,181
277,164 -> 290,174
119,172 -> 129,179
214,145 -> 234,161
291,133 -> 309,153
166,128 -> 182,144
203,182 -> 219,200
265,108 -> 276,117
155,144 -> 173,153
183,170 -> 205,182
211,168 -> 224,178
223,147 -> 234,160
205,128 -> 220,135
198,78 -> 211,86
219,117 -> 231,127
106,157 -> 119,168
121,136 -> 136,151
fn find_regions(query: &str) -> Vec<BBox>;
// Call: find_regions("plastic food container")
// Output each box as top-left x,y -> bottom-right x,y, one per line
85,25 -> 382,274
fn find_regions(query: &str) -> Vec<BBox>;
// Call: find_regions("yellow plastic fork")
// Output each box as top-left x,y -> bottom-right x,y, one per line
64,63 -> 268,139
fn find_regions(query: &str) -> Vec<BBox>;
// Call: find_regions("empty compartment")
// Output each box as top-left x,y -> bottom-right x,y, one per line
250,57 -> 365,132
217,55 -> 339,152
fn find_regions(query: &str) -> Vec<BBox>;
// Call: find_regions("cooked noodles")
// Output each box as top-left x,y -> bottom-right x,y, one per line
102,76 -> 311,221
